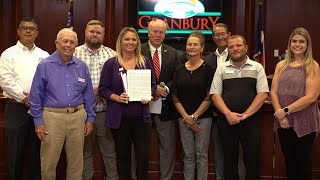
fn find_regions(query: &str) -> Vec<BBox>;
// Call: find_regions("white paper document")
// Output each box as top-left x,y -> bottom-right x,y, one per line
120,72 -> 127,93
126,69 -> 152,101
149,98 -> 162,114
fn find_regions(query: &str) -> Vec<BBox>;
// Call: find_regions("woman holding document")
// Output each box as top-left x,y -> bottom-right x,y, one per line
98,27 -> 156,180
172,31 -> 214,180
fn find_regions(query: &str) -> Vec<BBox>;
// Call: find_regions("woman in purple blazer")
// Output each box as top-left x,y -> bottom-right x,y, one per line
98,27 -> 156,180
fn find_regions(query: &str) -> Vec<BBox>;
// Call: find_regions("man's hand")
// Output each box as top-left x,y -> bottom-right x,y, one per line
237,113 -> 249,122
93,85 -> 99,96
84,122 -> 94,136
35,124 -> 49,141
96,95 -> 103,104
153,85 -> 168,101
225,111 -> 241,125
22,92 -> 30,107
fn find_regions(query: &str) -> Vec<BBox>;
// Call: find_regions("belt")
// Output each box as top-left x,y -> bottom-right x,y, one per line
7,98 -> 24,105
43,104 -> 84,114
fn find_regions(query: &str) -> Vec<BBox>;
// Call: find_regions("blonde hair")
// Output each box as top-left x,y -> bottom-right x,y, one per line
86,19 -> 105,32
116,27 -> 145,68
279,27 -> 316,77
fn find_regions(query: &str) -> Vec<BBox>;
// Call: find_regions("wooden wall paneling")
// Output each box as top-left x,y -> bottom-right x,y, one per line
12,0 -> 22,43
244,0 -> 255,57
312,135 -> 320,178
105,0 -> 116,49
21,0 -> 33,16
73,0 -> 95,45
148,128 -> 161,179
32,0 -> 96,53
233,0 -> 246,36
231,0 -> 256,57
0,98 -> 7,179
94,0 -> 99,18
97,0 -> 105,22
114,0 -> 128,39
0,0 -> 12,53
259,104 -> 275,179
33,0 -> 69,53
265,0 -> 320,75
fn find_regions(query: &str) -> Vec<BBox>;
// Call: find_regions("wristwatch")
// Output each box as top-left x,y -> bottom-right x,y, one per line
283,107 -> 290,116
191,114 -> 198,121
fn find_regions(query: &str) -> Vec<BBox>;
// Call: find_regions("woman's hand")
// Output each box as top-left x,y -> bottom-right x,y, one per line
183,115 -> 201,132
118,93 -> 129,104
274,108 -> 286,121
279,117 -> 290,129
141,99 -> 149,104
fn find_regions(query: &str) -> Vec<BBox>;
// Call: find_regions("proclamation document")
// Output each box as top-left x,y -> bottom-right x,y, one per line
127,69 -> 152,101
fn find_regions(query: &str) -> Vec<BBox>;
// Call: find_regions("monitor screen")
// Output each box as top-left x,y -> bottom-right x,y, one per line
136,0 -> 222,40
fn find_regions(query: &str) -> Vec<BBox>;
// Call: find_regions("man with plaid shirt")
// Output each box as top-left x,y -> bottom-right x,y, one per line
74,20 -> 118,180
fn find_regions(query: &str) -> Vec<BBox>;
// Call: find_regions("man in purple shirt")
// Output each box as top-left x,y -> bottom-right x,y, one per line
29,28 -> 96,180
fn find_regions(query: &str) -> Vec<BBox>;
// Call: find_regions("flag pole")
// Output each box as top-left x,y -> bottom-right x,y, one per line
67,0 -> 74,30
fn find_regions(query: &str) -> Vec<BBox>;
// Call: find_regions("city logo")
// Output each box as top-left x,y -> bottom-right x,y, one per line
154,0 -> 205,19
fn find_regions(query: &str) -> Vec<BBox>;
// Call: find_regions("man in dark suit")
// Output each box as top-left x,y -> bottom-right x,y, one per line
141,19 -> 180,180
204,23 -> 244,180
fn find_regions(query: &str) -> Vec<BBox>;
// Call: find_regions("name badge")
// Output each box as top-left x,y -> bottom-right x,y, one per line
78,77 -> 85,82
38,57 -> 44,62
225,69 -> 234,74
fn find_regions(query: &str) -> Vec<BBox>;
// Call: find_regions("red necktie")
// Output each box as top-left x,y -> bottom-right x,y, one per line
153,48 -> 160,80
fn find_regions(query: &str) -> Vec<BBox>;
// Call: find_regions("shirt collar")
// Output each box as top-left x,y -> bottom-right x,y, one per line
51,51 -> 79,65
215,48 -> 228,57
227,56 -> 252,67
17,41 -> 36,52
148,41 -> 162,53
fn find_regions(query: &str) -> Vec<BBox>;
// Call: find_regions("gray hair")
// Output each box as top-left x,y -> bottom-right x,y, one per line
56,28 -> 78,44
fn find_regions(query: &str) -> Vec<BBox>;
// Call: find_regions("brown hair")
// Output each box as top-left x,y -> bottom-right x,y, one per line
279,27 -> 316,77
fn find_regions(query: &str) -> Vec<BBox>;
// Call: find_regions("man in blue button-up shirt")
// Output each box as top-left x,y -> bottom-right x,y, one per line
29,28 -> 96,180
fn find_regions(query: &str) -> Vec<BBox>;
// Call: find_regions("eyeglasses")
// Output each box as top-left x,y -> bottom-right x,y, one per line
19,26 -> 37,31
213,32 -> 227,38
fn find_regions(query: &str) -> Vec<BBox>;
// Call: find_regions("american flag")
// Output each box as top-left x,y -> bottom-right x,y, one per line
253,0 -> 265,68
67,0 -> 74,30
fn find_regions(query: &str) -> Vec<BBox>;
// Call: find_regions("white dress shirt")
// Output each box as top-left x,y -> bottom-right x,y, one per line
0,41 -> 49,102
215,48 -> 229,67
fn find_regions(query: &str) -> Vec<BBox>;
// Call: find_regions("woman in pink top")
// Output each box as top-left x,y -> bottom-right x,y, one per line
270,27 -> 320,180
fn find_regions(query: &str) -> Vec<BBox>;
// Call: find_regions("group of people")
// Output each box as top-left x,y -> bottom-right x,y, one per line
0,16 -> 319,180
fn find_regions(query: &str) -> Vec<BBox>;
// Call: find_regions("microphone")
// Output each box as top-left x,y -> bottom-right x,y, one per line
159,82 -> 166,100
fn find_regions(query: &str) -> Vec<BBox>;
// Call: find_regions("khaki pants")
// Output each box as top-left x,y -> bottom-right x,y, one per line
40,105 -> 87,180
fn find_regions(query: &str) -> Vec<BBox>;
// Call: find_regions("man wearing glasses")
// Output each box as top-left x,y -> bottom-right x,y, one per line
0,17 -> 49,180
